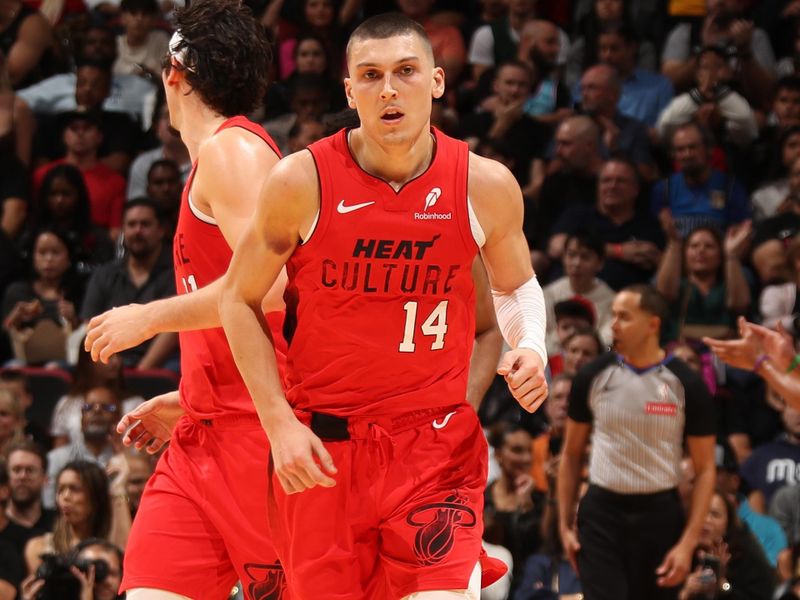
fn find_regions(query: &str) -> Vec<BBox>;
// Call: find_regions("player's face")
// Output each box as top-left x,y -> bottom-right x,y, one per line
345,33 -> 444,147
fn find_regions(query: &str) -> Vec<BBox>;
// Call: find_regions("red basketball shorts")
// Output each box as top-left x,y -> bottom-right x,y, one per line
121,415 -> 287,600
267,404 -> 489,599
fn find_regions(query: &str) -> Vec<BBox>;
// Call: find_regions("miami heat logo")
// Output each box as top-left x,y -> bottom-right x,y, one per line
243,562 -> 286,600
406,492 -> 477,566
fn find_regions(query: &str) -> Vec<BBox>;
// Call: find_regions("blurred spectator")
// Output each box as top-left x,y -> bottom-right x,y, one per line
263,72 -> 333,154
0,387 -> 22,454
547,297 -> 595,377
770,483 -> 800,548
26,164 -> 115,278
752,127 -> 800,221
656,224 -> 751,343
124,452 -> 152,518
2,228 -> 84,366
33,110 -> 127,238
0,461 -> 25,595
277,0 -> 347,81
286,118 -> 325,154
516,19 -> 571,126
0,48 -> 33,166
759,234 -> 800,332
0,0 -> 52,89
0,370 -> 51,449
144,160 -> 181,236
678,490 -> 776,599
51,339 -> 144,448
32,59 -> 143,174
397,0 -> 466,84
561,327 -> 605,376
79,199 -> 176,370
127,95 -> 190,200
484,422 -> 545,582
651,121 -> 750,238
18,24 -> 155,121
113,0 -> 169,79
567,0 -> 658,90
73,537 -> 124,600
549,158 -> 665,290
544,231 -> 614,353
530,373 -> 572,493
576,63 -> 655,180
661,0 -> 775,109
593,21 -> 674,128
740,402 -> 800,513
5,440 -> 54,532
657,46 -> 758,150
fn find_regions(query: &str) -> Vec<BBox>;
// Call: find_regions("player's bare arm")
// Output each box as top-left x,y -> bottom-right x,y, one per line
85,130 -> 285,363
468,153 -> 549,413
219,150 -> 337,495
466,257 -> 502,411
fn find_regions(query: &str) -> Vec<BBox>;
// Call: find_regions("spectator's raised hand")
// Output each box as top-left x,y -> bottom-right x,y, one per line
659,208 -> 681,242
723,220 -> 752,260
729,20 -> 754,52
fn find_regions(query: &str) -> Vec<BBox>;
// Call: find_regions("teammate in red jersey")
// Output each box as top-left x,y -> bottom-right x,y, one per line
84,2 -> 287,599
219,13 -> 549,600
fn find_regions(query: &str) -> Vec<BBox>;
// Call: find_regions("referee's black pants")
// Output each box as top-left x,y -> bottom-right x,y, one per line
576,484 -> 685,600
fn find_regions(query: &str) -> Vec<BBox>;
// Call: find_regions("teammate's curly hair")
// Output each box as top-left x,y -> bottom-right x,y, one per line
169,0 -> 271,117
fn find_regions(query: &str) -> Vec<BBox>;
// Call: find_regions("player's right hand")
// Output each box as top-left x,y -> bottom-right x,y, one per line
269,417 -> 337,494
85,303 -> 154,363
117,391 -> 184,454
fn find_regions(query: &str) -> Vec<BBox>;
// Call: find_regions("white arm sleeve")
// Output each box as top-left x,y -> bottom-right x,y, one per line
491,275 -> 548,367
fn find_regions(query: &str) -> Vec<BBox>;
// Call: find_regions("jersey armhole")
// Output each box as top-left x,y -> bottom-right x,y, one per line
299,150 -> 323,245
468,197 -> 486,247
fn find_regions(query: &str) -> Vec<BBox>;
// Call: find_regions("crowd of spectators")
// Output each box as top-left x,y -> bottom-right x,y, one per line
1,0 -> 800,598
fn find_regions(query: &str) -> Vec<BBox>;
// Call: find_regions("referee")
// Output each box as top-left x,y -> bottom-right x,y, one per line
557,285 -> 716,600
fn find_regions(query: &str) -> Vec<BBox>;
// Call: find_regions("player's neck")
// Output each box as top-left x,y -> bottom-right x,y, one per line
176,102 -> 229,163
348,127 -> 435,191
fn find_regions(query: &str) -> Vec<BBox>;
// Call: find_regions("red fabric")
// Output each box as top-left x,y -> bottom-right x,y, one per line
121,416 -> 285,599
284,127 -> 478,417
33,160 -> 126,229
269,405 -> 492,598
174,116 -> 285,420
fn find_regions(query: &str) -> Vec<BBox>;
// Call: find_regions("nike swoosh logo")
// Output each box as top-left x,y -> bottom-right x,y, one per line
337,200 -> 375,214
432,411 -> 457,430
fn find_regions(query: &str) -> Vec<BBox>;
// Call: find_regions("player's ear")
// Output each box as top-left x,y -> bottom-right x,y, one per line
432,66 -> 445,100
344,77 -> 356,109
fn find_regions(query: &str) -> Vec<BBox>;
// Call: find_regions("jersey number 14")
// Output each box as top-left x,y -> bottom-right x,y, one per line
399,300 -> 448,352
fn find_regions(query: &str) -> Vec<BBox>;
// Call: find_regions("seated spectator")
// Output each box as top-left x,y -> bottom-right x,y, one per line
484,422 -> 545,581
2,228 -> 84,366
127,94 -> 190,200
741,402 -> 800,513
657,46 -> 758,150
530,373 -> 572,493
51,340 -> 144,448
561,327 -> 605,376
0,388 -> 23,454
656,223 -> 751,343
277,0 -> 348,82
0,48 -> 34,167
33,110 -> 127,238
752,127 -> 800,221
124,452 -> 152,518
397,0 -> 466,84
576,63 -> 655,180
544,231 -> 614,353
80,199 -> 176,369
0,370 -> 51,448
548,297 -> 595,377
760,234 -> 800,332
286,118 -> 325,155
678,489 -> 776,599
32,59 -> 143,174
549,157 -> 665,290
263,73 -> 333,154
0,462 -> 25,595
566,0 -> 658,90
25,164 -> 115,278
661,0 -> 775,109
516,19 -> 571,126
0,0 -> 51,89
24,459 -> 130,575
144,160 -> 182,237
5,440 -> 55,532
17,24 -> 155,120
113,0 -> 169,79
651,121 -> 750,238
769,483 -> 800,550
73,537 -> 124,600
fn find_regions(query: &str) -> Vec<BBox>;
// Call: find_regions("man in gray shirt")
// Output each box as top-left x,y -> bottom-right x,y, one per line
558,284 -> 716,599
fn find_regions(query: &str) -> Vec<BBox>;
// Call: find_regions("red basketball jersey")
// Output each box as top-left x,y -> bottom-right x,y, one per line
284,128 -> 478,417
174,116 -> 286,420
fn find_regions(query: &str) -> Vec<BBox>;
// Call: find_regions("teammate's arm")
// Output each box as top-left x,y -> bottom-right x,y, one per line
219,151 -> 337,494
466,257 -> 502,411
468,153 -> 549,412
85,131 -> 285,363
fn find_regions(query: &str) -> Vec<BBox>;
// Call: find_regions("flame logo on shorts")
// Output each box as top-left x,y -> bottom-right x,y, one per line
243,562 -> 287,600
406,492 -> 477,566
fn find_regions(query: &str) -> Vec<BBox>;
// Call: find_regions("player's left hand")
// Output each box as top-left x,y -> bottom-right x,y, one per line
656,540 -> 694,587
85,303 -> 155,363
497,349 -> 548,413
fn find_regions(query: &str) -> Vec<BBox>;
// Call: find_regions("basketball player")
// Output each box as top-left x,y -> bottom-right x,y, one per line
95,3 -> 288,598
219,13 -> 548,600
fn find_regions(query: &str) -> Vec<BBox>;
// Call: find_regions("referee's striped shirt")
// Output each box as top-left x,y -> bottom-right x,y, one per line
568,353 -> 716,495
